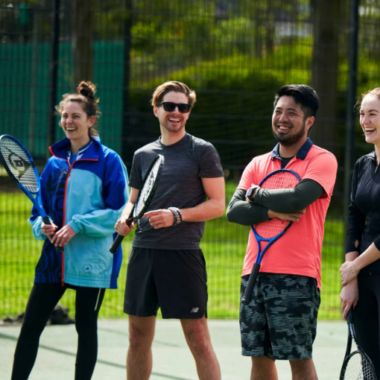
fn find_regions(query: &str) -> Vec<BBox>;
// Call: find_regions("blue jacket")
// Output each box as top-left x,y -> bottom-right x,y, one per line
29,137 -> 129,289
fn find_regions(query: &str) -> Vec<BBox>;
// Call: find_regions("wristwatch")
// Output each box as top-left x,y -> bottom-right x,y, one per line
246,186 -> 259,202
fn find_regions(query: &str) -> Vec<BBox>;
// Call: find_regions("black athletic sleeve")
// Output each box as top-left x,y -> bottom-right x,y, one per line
345,160 -> 366,253
226,189 -> 270,226
253,179 -> 324,213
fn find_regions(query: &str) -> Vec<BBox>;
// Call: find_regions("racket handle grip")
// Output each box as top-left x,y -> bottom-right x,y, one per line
42,217 -> 63,253
346,308 -> 354,323
241,263 -> 261,304
109,217 -> 134,254
42,216 -> 52,225
110,234 -> 124,254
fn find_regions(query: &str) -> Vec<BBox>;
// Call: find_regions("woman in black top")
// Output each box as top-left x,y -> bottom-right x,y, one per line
340,87 -> 380,378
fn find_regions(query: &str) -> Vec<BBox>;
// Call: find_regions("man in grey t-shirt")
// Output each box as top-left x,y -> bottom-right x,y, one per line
115,81 -> 225,380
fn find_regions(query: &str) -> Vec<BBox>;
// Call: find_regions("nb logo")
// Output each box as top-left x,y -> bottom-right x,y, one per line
190,307 -> 199,313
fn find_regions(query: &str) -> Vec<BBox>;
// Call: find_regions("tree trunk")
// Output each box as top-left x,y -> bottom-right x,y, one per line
310,0 -> 345,149
72,0 -> 93,86
122,0 -> 133,166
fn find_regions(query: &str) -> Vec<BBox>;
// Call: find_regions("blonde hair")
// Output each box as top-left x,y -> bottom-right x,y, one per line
357,87 -> 380,110
55,81 -> 101,137
151,81 -> 196,108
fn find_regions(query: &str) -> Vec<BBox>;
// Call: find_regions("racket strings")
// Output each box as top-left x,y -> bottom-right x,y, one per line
0,138 -> 38,192
254,171 -> 300,239
134,159 -> 161,216
344,351 -> 376,380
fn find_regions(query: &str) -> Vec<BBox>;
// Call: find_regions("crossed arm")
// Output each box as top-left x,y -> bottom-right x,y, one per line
226,179 -> 324,226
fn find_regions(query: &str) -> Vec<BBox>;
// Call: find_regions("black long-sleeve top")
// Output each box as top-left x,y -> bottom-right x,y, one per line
346,151 -> 380,274
227,179 -> 324,226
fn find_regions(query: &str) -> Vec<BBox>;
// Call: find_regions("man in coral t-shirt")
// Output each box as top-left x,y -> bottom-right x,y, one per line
227,84 -> 337,380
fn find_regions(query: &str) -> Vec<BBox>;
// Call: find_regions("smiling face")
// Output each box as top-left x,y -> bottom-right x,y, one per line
153,91 -> 191,136
61,101 -> 96,150
359,94 -> 380,147
272,95 -> 314,147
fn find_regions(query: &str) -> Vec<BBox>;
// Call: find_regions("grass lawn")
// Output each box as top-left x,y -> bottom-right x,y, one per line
0,191 -> 344,320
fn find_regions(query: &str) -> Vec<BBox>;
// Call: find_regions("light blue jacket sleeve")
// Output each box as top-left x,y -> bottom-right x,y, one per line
68,154 -> 129,237
28,162 -> 51,241
29,216 -> 46,240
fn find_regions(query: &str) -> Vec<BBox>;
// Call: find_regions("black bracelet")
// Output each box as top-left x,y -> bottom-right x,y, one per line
168,208 -> 178,226
169,207 -> 182,226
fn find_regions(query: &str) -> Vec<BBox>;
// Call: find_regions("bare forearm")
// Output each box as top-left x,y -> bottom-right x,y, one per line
121,187 -> 138,220
345,250 -> 359,262
181,198 -> 225,222
351,243 -> 380,272
121,201 -> 134,219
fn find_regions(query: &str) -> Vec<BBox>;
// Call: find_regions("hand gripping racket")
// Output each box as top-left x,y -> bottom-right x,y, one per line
241,169 -> 301,304
0,135 -> 62,251
339,308 -> 377,380
110,154 -> 164,254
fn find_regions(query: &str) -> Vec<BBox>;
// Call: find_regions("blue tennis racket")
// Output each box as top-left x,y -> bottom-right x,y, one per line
0,135 -> 61,251
242,169 -> 301,304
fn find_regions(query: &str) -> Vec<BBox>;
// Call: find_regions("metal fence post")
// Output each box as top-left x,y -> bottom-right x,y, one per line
343,0 -> 359,258
121,0 -> 132,167
48,0 -> 60,155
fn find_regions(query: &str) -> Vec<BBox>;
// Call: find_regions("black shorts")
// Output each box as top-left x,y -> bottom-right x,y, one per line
124,247 -> 208,319
240,273 -> 320,360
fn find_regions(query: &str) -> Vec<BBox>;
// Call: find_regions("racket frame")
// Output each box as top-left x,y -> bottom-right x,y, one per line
0,135 -> 58,245
241,169 -> 301,304
109,154 -> 165,254
339,308 -> 377,380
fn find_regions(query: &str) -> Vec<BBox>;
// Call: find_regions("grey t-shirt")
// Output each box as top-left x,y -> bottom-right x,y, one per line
129,133 -> 224,250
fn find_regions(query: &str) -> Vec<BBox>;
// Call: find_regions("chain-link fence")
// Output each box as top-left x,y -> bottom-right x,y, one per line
1,0 -> 379,319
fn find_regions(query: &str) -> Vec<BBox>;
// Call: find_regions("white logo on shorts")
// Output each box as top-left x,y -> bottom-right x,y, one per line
191,307 -> 199,313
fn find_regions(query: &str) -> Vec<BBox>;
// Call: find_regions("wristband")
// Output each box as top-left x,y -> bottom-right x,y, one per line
169,207 -> 182,226
246,185 -> 260,202
168,208 -> 178,226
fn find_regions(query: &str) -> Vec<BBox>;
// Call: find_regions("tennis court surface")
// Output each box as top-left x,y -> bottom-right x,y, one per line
0,319 -> 346,380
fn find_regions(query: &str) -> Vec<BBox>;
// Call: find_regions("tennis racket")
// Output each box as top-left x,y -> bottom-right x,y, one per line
109,154 -> 164,254
242,169 -> 301,304
339,308 -> 377,380
0,135 -> 62,251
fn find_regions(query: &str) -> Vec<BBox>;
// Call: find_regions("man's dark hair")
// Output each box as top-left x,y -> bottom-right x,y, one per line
273,84 -> 319,118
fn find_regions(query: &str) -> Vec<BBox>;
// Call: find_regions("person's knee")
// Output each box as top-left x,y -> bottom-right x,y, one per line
184,325 -> 212,356
75,320 -> 96,337
128,317 -> 155,352
20,317 -> 46,337
251,356 -> 276,369
290,358 -> 317,380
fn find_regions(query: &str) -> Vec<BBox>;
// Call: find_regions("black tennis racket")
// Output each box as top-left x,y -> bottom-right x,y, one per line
109,154 -> 164,254
339,308 -> 377,380
0,134 -> 62,251
242,169 -> 301,304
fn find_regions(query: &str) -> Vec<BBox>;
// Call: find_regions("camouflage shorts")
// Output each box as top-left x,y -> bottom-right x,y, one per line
239,273 -> 320,360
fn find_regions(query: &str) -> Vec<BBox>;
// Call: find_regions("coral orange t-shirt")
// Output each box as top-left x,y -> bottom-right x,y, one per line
238,140 -> 338,288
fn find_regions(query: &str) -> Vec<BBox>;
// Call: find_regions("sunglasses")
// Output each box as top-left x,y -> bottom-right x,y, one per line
158,102 -> 192,113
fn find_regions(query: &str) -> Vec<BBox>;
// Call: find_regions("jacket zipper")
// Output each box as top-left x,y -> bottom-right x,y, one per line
61,164 -> 72,286
59,158 -> 98,286
49,146 -> 99,286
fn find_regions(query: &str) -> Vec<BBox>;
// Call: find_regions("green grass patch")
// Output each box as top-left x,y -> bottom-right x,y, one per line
0,192 -> 344,320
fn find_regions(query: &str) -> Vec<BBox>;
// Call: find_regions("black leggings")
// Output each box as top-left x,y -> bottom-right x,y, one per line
354,272 -> 380,379
11,283 -> 105,380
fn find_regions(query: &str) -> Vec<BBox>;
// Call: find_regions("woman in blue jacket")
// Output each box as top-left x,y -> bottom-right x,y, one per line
11,82 -> 129,380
